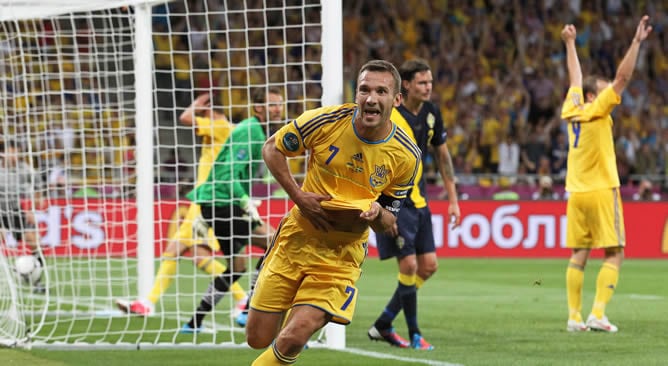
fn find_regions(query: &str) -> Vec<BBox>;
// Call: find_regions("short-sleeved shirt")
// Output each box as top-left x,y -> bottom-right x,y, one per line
273,103 -> 420,214
390,102 -> 446,208
560,86 -> 621,193
188,116 -> 266,206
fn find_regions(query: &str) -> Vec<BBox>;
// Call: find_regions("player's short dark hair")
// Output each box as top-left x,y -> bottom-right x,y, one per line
358,60 -> 401,95
398,58 -> 431,83
583,75 -> 606,98
251,86 -> 282,105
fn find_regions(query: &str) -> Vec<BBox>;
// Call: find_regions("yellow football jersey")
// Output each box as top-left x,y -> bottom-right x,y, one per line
273,103 -> 420,213
194,116 -> 233,184
561,86 -> 621,193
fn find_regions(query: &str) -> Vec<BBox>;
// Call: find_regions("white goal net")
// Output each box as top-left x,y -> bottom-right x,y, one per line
0,0 -> 342,349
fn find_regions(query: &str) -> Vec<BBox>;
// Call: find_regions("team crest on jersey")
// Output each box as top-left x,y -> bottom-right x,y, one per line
346,152 -> 364,173
395,236 -> 405,249
283,132 -> 300,152
369,164 -> 389,188
427,113 -> 435,129
236,148 -> 248,160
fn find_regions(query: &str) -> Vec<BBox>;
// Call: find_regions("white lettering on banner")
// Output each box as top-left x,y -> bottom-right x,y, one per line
33,205 -> 106,250
523,215 -> 555,248
449,213 -> 490,249
560,215 -> 568,248
448,205 -> 568,251
431,214 -> 443,248
35,206 -> 62,248
71,211 -> 105,249
491,204 -> 523,249
3,232 -> 18,248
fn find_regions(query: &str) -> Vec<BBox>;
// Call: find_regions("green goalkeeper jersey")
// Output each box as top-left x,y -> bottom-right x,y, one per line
187,116 -> 266,206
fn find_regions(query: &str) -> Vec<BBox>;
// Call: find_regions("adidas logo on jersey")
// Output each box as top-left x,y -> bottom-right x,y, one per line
347,153 -> 364,173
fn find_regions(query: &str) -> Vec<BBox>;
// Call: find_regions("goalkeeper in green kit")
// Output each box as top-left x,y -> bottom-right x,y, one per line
181,87 -> 283,333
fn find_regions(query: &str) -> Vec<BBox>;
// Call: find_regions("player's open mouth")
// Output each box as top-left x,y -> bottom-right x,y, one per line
364,109 -> 380,117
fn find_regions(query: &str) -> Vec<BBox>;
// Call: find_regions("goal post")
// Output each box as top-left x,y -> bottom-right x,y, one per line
0,0 -> 343,349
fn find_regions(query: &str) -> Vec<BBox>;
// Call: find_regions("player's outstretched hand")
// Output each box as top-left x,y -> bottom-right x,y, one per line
634,15 -> 652,43
561,24 -> 576,43
194,93 -> 210,106
295,192 -> 333,232
449,202 -> 462,229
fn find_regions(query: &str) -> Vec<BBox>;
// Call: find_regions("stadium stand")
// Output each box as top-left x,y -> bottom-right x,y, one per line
3,1 -> 667,200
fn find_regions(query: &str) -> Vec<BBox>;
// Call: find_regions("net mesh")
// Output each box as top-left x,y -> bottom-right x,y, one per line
0,0 -> 324,346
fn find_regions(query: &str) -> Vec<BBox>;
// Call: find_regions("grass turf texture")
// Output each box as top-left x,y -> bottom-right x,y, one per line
1,258 -> 666,365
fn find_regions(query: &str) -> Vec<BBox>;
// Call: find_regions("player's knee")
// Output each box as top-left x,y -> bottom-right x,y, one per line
604,247 -> 624,265
246,324 -> 273,349
398,258 -> 418,275
275,330 -> 308,356
246,334 -> 272,349
418,261 -> 438,279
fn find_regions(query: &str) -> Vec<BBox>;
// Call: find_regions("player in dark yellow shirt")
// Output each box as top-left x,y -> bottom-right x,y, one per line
560,16 -> 652,333
246,60 -> 420,365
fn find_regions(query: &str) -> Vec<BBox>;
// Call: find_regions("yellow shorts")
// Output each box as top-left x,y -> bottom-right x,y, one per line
250,210 -> 368,325
566,188 -> 626,249
171,203 -> 220,252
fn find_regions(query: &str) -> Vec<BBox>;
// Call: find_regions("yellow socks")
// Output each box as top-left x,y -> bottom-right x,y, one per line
415,276 -> 425,290
197,258 -> 247,302
397,272 -> 417,287
251,343 -> 297,365
591,262 -> 619,319
147,254 -> 178,304
566,259 -> 585,323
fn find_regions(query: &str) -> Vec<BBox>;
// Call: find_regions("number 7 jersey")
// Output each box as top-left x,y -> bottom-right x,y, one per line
273,103 -> 420,213
560,86 -> 621,193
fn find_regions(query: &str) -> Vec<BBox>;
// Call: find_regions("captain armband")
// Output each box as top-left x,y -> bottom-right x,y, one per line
376,193 -> 405,217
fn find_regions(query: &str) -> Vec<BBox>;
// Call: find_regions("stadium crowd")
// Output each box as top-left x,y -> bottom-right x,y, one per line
343,0 -> 668,199
2,0 -> 667,200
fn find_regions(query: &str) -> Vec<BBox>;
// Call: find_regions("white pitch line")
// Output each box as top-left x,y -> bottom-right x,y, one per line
628,294 -> 664,300
336,347 -> 463,366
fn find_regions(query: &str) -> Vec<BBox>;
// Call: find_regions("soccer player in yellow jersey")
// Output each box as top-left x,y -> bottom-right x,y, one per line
247,60 -> 420,365
560,16 -> 652,333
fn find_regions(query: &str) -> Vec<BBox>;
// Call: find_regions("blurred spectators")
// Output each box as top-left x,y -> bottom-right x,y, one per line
532,175 -> 561,200
344,0 -> 668,199
632,179 -> 661,201
4,1 -> 667,201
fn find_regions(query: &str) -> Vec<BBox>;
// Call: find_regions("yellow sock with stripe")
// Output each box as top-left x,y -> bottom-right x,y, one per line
196,258 -> 247,302
147,254 -> 177,304
591,262 -> 619,319
251,342 -> 298,365
566,259 -> 585,323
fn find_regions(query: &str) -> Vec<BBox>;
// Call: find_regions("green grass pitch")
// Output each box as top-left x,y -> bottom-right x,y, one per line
1,258 -> 667,365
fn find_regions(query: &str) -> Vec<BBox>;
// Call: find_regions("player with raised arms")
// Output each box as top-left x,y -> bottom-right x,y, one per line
560,16 -> 652,333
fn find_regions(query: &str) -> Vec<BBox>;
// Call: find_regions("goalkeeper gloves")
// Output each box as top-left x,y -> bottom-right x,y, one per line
191,215 -> 210,240
240,195 -> 262,224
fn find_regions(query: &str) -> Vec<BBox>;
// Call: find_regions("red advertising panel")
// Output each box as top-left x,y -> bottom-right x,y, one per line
367,201 -> 667,258
3,199 -> 667,259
